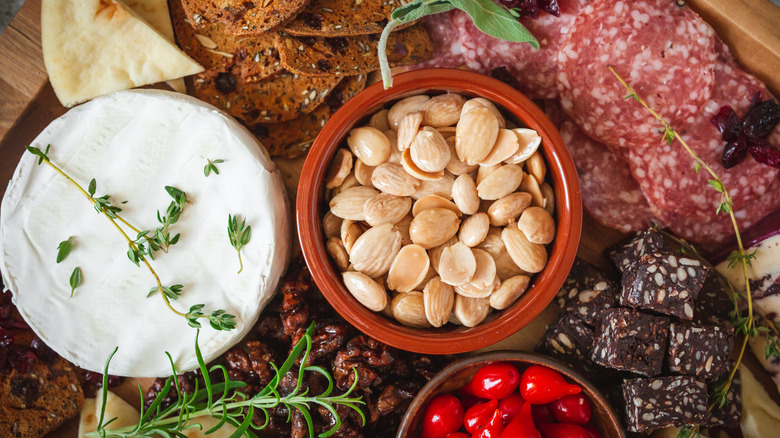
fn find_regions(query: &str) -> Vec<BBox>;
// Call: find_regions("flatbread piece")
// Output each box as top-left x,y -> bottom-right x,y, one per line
180,0 -> 310,36
285,0 -> 409,36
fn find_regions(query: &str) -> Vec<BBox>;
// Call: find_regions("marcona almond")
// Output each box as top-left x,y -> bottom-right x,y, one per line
402,148 -> 444,181
354,159 -> 375,187
437,126 -> 457,138
412,195 -> 461,217
397,111 -> 423,151
469,248 -> 497,289
490,275 -> 530,310
526,151 -> 546,184
456,106 -> 499,165
495,251 -> 527,281
347,126 -> 391,166
519,173 -> 545,207
332,173 -> 359,198
322,211 -> 342,238
445,136 -> 479,175
384,130 -> 401,163
421,93 -> 466,127
459,212 -> 490,247
340,219 -> 363,253
412,172 -> 455,200
409,208 -> 460,249
387,244 -> 430,292
392,292 -> 430,328
461,97 -> 506,128
476,227 -> 505,258
476,163 -> 501,185
325,148 -> 353,189
423,277 -> 454,327
452,174 -> 480,215
438,242 -> 476,286
420,264 -> 438,285
540,182 -> 555,215
487,192 -> 533,226
429,236 -> 458,272
455,276 -> 498,298
329,186 -> 378,220
349,223 -> 402,277
518,206 -> 555,244
505,128 -> 541,164
480,129 -> 520,166
477,164 -> 524,200
410,127 -> 451,172
326,237 -> 349,271
501,226 -> 548,273
454,295 -> 490,327
363,193 -> 411,227
342,271 -> 388,312
396,214 -> 414,246
372,163 -> 420,196
369,109 -> 390,131
388,95 -> 430,130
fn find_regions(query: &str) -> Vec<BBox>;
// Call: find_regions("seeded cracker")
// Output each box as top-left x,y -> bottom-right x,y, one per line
284,0 -> 411,37
180,0 -> 310,36
276,26 -> 433,77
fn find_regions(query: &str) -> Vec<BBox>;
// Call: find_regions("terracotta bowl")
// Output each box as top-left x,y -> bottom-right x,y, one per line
297,68 -> 582,354
397,351 -> 626,438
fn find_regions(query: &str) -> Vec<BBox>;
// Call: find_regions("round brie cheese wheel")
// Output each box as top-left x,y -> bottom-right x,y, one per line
0,90 -> 290,377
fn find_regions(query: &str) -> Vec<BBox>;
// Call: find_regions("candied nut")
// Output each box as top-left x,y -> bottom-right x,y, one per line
455,276 -> 498,298
325,148 -> 353,189
501,226 -> 547,273
423,277 -> 454,328
372,163 -> 420,196
429,236 -> 458,273
412,171 -> 455,199
412,195 -> 461,217
490,275 -> 530,310
456,106 -> 500,165
349,223 -> 402,277
438,242 -> 476,286
459,212 -> 490,247
519,172 -> 544,207
468,248 -> 497,289
397,111 -> 423,151
454,294 -> 490,327
388,95 -> 430,130
363,193 -> 411,227
421,93 -> 466,127
369,109 -> 390,131
410,127 -> 451,173
347,126 -> 391,166
387,244 -> 430,292
487,192 -> 533,226
481,129 -> 520,166
354,159 -> 375,187
409,208 -> 460,249
322,211 -> 342,238
517,206 -> 555,245
342,271 -> 388,312
329,186 -> 378,220
402,148 -> 444,181
392,292 -> 431,328
445,136 -> 480,175
461,97 -> 506,128
526,151 -> 546,185
451,174 -> 480,215
505,128 -> 541,164
340,219 -> 363,253
326,237 -> 349,271
477,164 -> 524,200
540,182 -> 555,215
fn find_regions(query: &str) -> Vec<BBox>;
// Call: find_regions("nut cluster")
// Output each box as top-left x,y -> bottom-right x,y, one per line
322,93 -> 556,328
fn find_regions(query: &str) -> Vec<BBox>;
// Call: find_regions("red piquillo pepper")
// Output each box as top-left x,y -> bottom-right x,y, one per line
465,399 -> 499,434
519,365 -> 581,404
462,362 -> 521,400
501,402 -> 541,438
472,409 -> 504,438
422,394 -> 465,438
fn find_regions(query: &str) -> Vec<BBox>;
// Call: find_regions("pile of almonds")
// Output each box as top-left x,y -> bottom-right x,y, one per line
322,93 -> 556,328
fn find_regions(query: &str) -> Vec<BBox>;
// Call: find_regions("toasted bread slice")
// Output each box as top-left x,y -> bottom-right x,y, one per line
285,0 -> 411,36
180,0 -> 309,36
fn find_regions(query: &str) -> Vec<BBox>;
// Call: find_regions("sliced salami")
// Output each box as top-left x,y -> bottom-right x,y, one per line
413,10 -> 466,69
454,0 -> 589,99
559,117 -> 654,233
626,60 -> 780,243
556,0 -> 718,147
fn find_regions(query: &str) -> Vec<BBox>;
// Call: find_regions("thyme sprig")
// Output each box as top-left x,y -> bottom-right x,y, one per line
609,68 -> 759,436
25,145 -> 236,331
204,159 -> 224,177
228,215 -> 252,274
90,323 -> 365,438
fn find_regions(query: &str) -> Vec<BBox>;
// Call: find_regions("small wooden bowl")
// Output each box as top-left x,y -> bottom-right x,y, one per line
297,69 -> 582,354
397,351 -> 626,438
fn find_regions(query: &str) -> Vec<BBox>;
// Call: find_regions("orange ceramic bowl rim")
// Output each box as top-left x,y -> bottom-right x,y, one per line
297,68 -> 583,354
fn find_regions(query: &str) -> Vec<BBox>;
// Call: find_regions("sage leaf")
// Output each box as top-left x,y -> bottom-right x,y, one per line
448,0 -> 539,47
56,237 -> 73,263
69,267 -> 82,297
392,0 -> 454,22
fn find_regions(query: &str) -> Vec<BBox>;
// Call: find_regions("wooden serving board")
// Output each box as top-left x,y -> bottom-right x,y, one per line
1,0 -> 780,436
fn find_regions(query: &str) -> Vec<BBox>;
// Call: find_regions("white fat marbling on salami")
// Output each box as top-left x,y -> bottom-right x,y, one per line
556,0 -> 717,147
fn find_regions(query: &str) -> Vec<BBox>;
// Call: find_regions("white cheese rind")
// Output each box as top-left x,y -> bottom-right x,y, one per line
0,90 -> 289,377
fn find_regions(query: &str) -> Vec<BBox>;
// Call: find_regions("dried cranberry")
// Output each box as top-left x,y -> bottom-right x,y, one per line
711,106 -> 742,141
301,36 -> 317,47
722,138 -> 748,169
743,100 -> 780,139
0,318 -> 28,330
517,0 -> 540,18
316,59 -> 332,72
299,12 -> 324,29
325,38 -> 349,54
215,72 -> 237,94
30,337 -> 57,363
0,327 -> 13,347
0,305 -> 10,319
9,347 -> 36,373
712,92 -> 780,169
538,0 -> 560,16
748,140 -> 780,168
84,371 -> 124,388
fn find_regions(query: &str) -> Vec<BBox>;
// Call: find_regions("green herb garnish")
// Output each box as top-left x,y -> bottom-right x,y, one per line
228,214 -> 252,274
56,237 -> 73,263
69,267 -> 82,297
204,159 -> 224,177
378,0 -> 539,88
90,323 -> 365,437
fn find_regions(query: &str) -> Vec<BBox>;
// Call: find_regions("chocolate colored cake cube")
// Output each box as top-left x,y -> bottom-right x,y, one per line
556,259 -> 612,309
560,278 -> 618,326
668,322 -> 733,380
608,229 -> 669,273
694,274 -> 733,324
621,252 -> 709,319
536,311 -> 610,381
621,376 -> 709,433
591,308 -> 669,376
708,370 -> 742,428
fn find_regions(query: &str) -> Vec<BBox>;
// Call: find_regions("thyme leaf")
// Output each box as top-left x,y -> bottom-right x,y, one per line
228,214 -> 252,274
69,267 -> 82,297
56,237 -> 73,263
204,159 -> 224,177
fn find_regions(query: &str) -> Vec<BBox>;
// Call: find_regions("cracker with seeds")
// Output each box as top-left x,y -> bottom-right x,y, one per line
180,0 -> 310,35
285,0 -> 411,36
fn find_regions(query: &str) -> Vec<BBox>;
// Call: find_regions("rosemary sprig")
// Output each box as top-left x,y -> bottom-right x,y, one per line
91,323 -> 365,438
69,267 -> 82,297
228,215 -> 252,274
204,159 -> 224,177
25,145 -> 236,331
610,68 -> 758,436
56,237 -> 73,263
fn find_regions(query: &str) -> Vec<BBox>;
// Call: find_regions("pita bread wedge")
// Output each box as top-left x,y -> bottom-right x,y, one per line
42,0 -> 204,107
123,0 -> 186,92
78,391 -> 140,437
